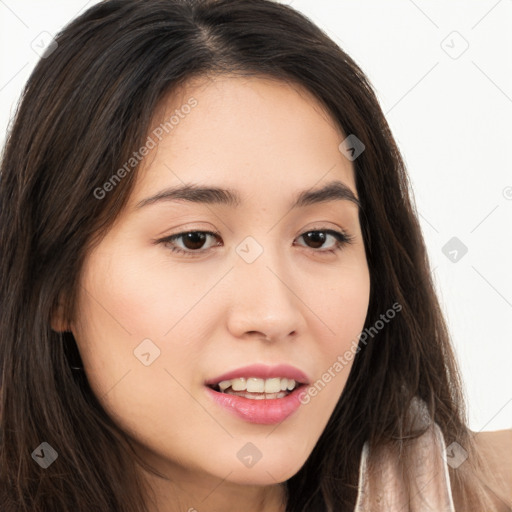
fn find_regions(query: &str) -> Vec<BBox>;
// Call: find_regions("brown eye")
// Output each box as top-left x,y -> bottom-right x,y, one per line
296,229 -> 353,252
179,232 -> 209,250
301,231 -> 328,249
157,230 -> 222,257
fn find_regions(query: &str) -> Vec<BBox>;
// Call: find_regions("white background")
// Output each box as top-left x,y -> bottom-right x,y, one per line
0,0 -> 511,431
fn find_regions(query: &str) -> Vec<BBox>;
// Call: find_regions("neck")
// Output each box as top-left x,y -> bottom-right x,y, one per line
140,463 -> 288,512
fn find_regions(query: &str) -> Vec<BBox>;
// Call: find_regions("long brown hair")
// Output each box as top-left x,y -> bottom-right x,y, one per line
0,0 -> 505,510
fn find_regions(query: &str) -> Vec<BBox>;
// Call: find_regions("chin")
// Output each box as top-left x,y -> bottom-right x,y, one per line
217,451 -> 308,486
224,464 -> 301,486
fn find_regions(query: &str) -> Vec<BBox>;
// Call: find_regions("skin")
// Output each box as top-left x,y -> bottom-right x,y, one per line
472,430 -> 512,511
53,74 -> 371,512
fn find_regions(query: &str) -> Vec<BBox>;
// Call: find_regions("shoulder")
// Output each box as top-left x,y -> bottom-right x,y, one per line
472,429 -> 512,510
473,429 -> 512,486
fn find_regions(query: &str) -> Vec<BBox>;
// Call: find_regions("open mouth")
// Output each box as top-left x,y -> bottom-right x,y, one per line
204,373 -> 309,424
207,377 -> 304,400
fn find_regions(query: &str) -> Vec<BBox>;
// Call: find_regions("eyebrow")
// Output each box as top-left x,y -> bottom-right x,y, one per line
135,180 -> 361,210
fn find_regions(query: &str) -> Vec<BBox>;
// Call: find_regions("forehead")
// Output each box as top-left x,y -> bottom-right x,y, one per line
128,74 -> 356,209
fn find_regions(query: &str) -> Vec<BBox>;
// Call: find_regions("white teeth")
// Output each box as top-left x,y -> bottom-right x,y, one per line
213,377 -> 298,393
231,378 -> 247,391
246,378 -> 265,392
264,378 -> 281,394
218,380 -> 231,391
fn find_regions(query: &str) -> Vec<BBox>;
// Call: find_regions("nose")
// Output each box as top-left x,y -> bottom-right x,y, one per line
225,246 -> 305,343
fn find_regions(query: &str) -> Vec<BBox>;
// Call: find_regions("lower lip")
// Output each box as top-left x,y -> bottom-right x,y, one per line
205,385 -> 307,425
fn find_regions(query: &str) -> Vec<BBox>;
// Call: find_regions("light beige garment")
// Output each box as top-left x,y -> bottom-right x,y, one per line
354,399 -> 456,512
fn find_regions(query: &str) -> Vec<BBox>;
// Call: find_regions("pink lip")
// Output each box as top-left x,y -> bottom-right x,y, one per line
204,363 -> 311,386
205,384 -> 308,424
204,363 -> 311,425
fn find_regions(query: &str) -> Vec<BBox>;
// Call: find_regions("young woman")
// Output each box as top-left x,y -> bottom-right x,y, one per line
0,0 -> 510,511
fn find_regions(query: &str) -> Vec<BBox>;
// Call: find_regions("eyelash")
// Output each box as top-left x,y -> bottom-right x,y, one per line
154,228 -> 355,258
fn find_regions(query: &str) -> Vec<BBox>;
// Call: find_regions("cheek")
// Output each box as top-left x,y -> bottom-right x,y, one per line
71,274 -> 204,445
314,257 -> 370,348
71,245 -> 217,414
301,259 -> 370,405
76,243 -> 211,342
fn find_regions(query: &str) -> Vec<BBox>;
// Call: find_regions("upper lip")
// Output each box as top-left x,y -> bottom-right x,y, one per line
205,364 -> 311,386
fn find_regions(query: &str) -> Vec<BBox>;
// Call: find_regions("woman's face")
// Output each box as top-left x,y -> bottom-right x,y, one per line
64,75 -> 370,492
